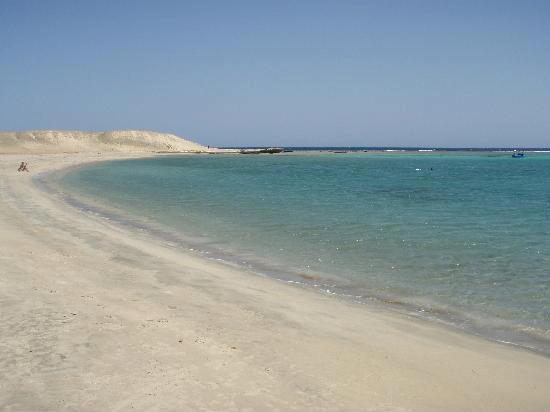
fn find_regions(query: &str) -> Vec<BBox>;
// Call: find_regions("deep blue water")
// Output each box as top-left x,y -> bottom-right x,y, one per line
59,152 -> 550,353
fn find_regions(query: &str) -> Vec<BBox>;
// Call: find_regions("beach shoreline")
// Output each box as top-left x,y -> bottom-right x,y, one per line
42,154 -> 550,358
1,152 -> 550,411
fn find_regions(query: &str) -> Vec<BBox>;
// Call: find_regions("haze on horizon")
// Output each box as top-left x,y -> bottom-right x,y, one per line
1,0 -> 549,148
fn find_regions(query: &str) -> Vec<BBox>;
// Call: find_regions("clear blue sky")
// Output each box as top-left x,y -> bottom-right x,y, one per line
1,0 -> 549,147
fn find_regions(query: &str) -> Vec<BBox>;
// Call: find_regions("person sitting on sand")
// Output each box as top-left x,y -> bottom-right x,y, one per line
18,161 -> 29,172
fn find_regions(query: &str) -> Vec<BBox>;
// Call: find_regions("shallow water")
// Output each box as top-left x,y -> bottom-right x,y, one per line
59,152 -> 550,353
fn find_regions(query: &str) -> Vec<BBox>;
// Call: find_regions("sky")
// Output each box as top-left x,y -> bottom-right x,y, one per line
1,0 -> 549,147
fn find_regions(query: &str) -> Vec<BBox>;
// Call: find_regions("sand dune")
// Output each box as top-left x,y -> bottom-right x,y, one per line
0,130 -> 217,154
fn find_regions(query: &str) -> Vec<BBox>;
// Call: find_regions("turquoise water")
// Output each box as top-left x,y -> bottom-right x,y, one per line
58,152 -> 550,353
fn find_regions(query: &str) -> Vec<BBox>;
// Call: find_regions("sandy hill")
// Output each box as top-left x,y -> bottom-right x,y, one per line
0,130 -> 215,154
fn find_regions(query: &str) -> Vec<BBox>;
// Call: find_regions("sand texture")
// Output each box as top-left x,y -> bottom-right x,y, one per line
0,130 -> 227,154
1,153 -> 550,411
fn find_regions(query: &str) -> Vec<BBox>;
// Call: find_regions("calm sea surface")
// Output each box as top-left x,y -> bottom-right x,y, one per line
58,152 -> 550,353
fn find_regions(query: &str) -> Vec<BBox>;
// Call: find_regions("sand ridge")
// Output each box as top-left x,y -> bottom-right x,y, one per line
0,130 -> 231,154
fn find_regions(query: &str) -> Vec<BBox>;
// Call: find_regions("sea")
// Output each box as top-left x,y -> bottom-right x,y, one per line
54,149 -> 550,354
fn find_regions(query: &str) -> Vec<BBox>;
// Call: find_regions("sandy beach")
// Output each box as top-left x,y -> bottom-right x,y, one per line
1,152 -> 550,411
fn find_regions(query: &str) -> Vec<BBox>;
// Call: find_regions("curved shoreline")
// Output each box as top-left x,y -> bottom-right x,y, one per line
48,155 -> 550,357
1,152 -> 550,410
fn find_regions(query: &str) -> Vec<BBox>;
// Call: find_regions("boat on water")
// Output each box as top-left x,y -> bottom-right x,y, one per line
512,150 -> 525,158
